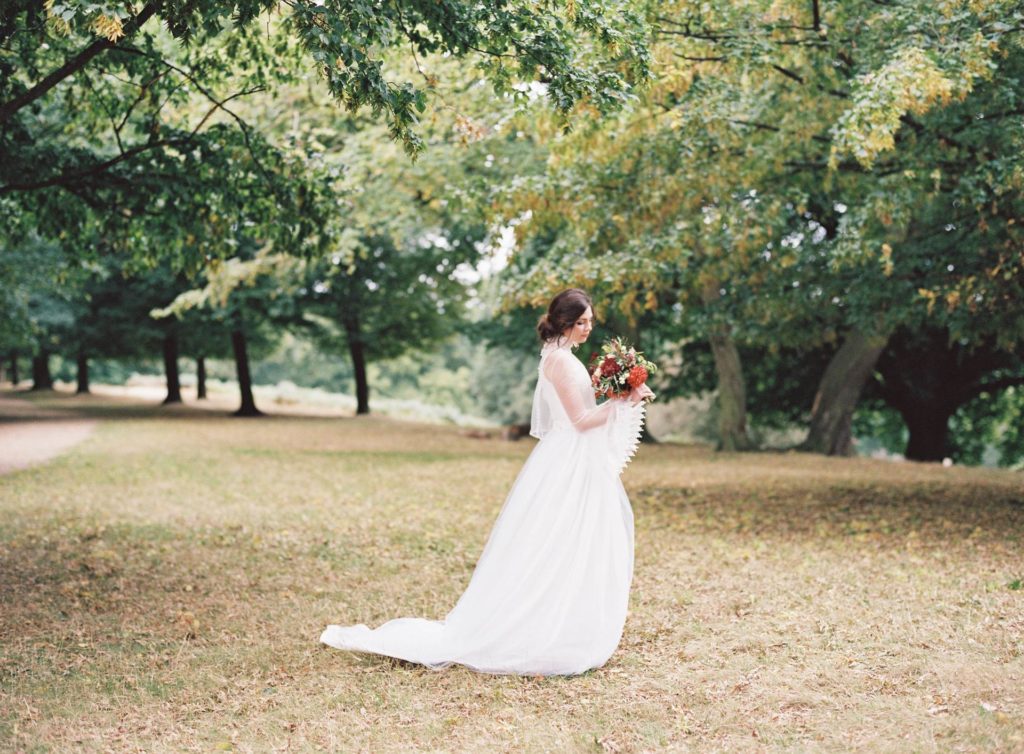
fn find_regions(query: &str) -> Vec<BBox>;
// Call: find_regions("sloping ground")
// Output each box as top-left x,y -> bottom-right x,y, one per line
0,394 -> 1021,753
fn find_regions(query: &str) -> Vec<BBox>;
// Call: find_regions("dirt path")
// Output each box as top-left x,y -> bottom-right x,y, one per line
0,392 -> 97,475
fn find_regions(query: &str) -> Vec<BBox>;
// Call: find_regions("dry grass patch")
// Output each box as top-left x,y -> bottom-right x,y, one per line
1,391 -> 1022,753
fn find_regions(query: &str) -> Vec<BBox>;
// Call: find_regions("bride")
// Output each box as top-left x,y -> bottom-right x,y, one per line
320,288 -> 654,676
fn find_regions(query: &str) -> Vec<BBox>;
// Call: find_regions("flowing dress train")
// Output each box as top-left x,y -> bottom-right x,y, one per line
320,340 -> 645,675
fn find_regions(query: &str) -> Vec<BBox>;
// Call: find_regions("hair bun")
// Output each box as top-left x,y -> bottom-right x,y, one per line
536,311 -> 552,342
536,314 -> 559,341
536,288 -> 592,343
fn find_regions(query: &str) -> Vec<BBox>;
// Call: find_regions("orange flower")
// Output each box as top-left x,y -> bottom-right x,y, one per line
627,365 -> 648,389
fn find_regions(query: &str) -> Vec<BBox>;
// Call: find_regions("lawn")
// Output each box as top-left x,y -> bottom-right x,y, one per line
1,391 -> 1022,753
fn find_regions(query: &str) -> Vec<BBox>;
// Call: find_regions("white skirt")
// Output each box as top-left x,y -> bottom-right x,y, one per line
321,405 -> 643,676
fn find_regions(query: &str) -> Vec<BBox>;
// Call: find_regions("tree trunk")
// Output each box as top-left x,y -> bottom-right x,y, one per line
30,351 -> 53,390
801,329 -> 889,456
901,406 -> 955,462
9,352 -> 18,386
708,328 -> 754,451
196,357 -> 207,400
701,280 -> 752,451
344,317 -> 370,415
231,329 -> 261,417
76,351 -> 90,394
162,333 -> 182,404
870,326 -> 1014,463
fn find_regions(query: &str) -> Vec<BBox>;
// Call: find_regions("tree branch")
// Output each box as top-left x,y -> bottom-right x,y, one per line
769,64 -> 849,99
0,137 -> 189,195
674,53 -> 725,62
117,46 -> 273,181
775,38 -> 829,47
784,158 -> 902,176
0,1 -> 160,125
951,107 -> 1024,134
654,18 -> 736,41
969,375 -> 1024,399
0,75 -> 259,197
772,64 -> 805,84
729,119 -> 832,144
81,70 -> 126,154
115,68 -> 171,133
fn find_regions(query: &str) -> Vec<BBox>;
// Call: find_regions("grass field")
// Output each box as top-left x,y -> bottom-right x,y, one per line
1,391 -> 1022,753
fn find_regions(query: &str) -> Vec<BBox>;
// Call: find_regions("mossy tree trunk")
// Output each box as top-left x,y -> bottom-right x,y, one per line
801,329 -> 888,456
702,280 -> 753,451
708,328 -> 754,451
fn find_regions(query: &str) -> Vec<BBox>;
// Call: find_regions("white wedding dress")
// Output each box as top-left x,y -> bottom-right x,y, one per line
320,339 -> 646,675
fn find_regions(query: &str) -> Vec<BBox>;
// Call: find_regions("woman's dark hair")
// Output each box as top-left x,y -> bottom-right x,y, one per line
537,288 -> 593,342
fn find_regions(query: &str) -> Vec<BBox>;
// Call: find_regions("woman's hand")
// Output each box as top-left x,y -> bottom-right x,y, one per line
629,384 -> 655,406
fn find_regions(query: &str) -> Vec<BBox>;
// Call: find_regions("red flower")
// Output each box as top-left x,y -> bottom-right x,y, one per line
627,365 -> 648,389
600,356 -> 621,376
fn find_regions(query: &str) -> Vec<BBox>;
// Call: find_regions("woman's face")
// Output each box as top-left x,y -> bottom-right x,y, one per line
563,306 -> 594,345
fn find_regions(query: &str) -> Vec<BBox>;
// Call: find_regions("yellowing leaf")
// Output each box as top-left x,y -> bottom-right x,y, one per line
91,13 -> 124,42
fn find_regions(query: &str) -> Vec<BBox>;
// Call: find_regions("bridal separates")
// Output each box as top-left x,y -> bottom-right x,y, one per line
320,341 -> 645,675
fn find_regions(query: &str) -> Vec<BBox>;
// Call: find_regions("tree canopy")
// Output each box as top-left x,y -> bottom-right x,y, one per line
2,0 -> 1023,464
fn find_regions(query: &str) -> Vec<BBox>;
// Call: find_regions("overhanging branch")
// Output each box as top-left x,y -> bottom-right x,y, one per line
0,81 -> 264,196
0,137 -> 189,195
0,1 -> 159,125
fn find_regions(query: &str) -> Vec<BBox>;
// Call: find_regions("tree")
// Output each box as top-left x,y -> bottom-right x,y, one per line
0,238 -> 77,391
1,0 -> 650,284
0,241 -> 39,387
153,248 -> 296,416
1,0 -> 648,150
869,328 -> 1024,462
298,225 -> 478,415
490,0 -> 1024,456
179,314 -> 232,401
4,0 -> 648,411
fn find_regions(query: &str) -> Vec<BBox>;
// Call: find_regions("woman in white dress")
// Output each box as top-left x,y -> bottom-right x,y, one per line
321,288 -> 654,676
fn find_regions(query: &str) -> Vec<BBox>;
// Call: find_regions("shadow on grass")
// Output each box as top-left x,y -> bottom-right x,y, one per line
634,481 -> 1024,544
0,388 -> 354,424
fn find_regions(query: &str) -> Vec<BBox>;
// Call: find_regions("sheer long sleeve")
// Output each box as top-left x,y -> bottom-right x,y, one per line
537,348 -> 646,473
542,350 -> 618,431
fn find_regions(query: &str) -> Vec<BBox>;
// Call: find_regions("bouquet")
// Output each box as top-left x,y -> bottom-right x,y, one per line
589,337 -> 658,402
